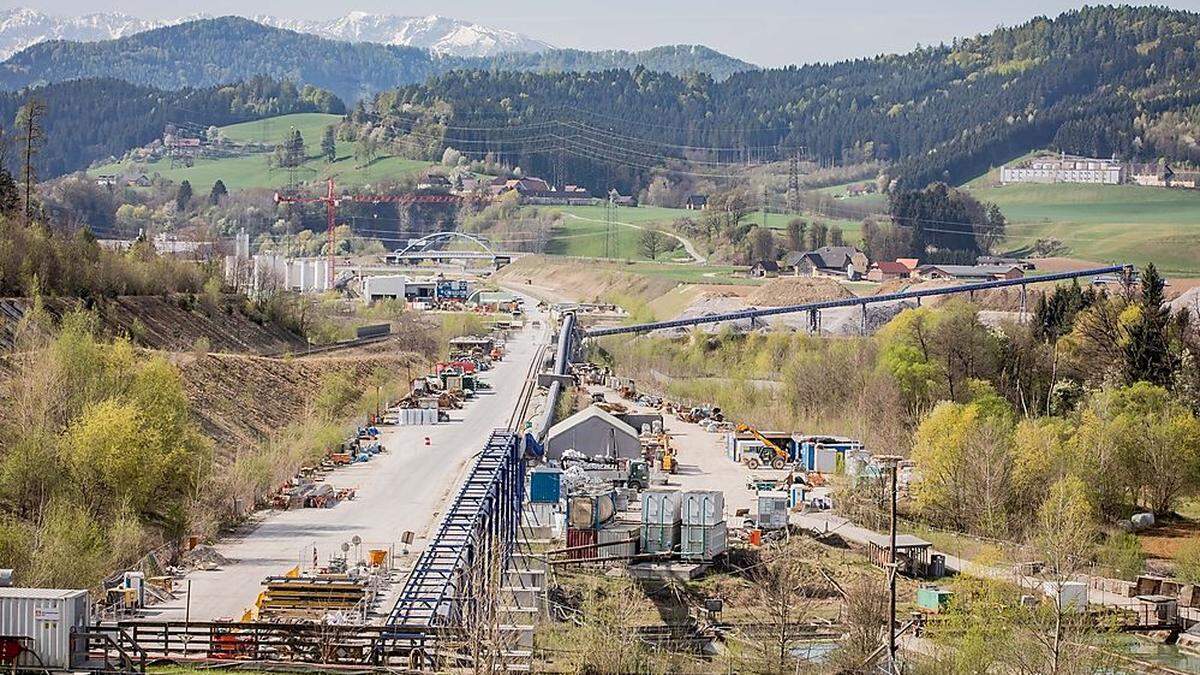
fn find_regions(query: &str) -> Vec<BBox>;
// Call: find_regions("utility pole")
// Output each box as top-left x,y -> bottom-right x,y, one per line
788,155 -> 801,213
877,454 -> 903,675
605,189 -> 616,259
762,183 -> 769,231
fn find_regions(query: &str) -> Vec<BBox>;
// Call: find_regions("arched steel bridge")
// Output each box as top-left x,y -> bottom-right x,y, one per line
386,231 -> 513,266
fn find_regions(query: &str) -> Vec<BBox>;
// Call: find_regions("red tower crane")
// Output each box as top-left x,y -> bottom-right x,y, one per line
274,178 -> 463,287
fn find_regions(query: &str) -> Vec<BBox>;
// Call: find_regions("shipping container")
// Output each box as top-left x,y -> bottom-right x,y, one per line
641,490 -> 683,525
640,522 -> 681,554
566,527 -> 598,560
916,587 -> 953,613
568,491 -> 616,529
680,522 -> 727,561
681,491 -> 725,526
0,588 -> 89,669
597,521 -> 640,560
529,468 -> 563,503
814,447 -> 838,473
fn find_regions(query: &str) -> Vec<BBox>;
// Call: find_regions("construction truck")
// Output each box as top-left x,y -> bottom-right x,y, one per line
737,423 -> 790,470
660,446 -> 679,474
562,455 -> 651,490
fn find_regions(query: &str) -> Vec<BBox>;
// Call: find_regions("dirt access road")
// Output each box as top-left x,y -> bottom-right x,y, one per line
145,299 -> 550,622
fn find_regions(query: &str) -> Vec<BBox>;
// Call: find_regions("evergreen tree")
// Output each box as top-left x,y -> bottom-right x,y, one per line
209,179 -> 227,205
321,125 -> 337,163
175,180 -> 193,211
0,169 -> 19,215
1124,264 -> 1175,387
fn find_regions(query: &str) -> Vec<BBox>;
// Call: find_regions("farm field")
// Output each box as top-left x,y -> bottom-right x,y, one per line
545,207 -> 686,260
90,113 -> 433,191
550,204 -> 862,252
970,183 -> 1200,275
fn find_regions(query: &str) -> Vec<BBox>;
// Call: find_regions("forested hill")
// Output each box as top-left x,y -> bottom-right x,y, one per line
379,5 -> 1200,191
0,17 -> 755,103
1,77 -> 344,178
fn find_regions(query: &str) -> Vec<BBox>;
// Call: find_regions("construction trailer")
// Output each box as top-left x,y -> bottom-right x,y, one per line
0,588 -> 90,670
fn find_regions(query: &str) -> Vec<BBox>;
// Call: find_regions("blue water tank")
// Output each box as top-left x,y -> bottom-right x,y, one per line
530,467 -> 563,503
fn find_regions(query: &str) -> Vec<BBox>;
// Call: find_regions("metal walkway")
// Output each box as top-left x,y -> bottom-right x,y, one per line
584,264 -> 1131,338
373,429 -> 524,664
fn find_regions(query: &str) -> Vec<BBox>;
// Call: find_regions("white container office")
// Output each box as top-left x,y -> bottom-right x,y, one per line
0,588 -> 89,670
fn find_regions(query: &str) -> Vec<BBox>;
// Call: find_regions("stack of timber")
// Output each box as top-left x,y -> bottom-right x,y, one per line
257,576 -> 369,621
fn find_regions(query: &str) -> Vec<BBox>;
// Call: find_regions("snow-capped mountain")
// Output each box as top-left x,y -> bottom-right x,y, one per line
258,13 -> 553,57
0,8 -> 172,59
0,8 -> 553,60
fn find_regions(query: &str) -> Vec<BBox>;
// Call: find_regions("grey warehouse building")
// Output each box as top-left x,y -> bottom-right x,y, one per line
544,406 -> 642,461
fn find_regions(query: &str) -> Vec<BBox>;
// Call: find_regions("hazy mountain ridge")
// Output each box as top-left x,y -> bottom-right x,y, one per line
0,17 -> 755,103
0,8 -> 553,59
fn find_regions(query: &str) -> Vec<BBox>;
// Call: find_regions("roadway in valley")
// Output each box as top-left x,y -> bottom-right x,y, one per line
145,297 -> 549,622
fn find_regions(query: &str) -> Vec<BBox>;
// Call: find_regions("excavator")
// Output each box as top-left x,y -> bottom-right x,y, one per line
736,423 -> 790,470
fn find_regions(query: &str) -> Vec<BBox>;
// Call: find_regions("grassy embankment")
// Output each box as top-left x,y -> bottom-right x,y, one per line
90,113 -> 432,191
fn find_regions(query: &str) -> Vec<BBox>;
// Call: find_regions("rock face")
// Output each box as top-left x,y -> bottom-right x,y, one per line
0,8 -> 552,60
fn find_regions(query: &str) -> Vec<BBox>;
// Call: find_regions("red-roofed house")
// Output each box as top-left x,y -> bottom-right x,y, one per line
867,261 -> 913,282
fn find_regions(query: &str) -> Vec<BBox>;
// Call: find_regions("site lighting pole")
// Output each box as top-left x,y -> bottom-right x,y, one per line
877,454 -> 903,675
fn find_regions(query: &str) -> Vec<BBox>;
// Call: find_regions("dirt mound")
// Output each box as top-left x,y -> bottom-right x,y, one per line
746,277 -> 854,306
1171,286 -> 1200,318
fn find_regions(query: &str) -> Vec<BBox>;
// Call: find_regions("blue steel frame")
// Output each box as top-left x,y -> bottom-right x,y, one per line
584,264 -> 1132,338
372,429 -> 525,665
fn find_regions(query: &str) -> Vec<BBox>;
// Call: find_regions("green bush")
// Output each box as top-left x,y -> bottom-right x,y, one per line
1175,538 -> 1200,584
1096,531 -> 1146,581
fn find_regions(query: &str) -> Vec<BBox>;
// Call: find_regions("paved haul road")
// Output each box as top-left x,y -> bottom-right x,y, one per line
145,299 -> 548,622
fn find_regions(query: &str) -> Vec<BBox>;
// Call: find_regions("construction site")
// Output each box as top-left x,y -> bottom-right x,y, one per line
3,256 -> 1199,674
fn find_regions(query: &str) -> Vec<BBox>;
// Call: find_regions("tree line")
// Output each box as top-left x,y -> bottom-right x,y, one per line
0,76 -> 344,179
373,5 -> 1200,195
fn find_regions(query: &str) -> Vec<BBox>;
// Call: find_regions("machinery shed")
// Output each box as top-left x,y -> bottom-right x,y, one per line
545,406 -> 641,461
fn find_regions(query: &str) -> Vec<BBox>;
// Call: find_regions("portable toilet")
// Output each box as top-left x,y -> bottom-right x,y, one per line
788,484 -> 807,509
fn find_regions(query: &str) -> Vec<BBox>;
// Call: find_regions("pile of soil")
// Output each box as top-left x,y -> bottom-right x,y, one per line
746,277 -> 854,307
183,544 -> 230,570
1170,286 -> 1200,318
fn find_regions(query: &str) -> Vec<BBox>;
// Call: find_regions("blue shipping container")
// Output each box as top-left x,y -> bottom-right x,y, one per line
530,468 -> 563,503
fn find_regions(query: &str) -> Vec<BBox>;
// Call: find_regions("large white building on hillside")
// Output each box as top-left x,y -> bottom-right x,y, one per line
1000,154 -> 1124,185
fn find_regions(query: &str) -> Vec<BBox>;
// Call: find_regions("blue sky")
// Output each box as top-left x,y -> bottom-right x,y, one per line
7,0 -> 1200,66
